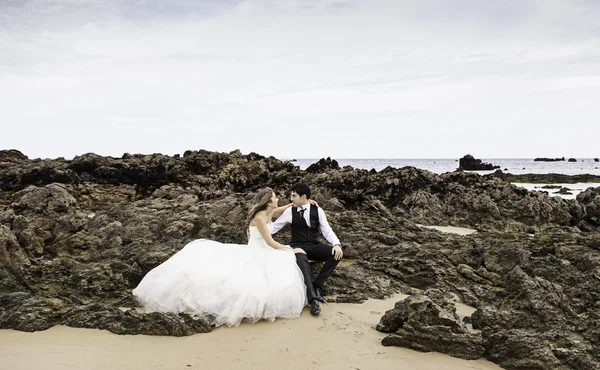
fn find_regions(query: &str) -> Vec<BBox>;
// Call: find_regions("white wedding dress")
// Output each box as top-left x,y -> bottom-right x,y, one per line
132,223 -> 307,327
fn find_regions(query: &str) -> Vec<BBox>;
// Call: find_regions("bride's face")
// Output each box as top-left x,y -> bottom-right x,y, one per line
269,192 -> 278,208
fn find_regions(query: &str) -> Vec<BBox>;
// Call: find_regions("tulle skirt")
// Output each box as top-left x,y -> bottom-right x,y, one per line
132,239 -> 307,327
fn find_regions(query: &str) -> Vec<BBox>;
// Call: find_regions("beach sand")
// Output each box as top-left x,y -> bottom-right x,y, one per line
0,294 -> 501,370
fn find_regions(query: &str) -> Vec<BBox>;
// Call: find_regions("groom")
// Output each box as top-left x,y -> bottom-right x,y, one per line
272,182 -> 344,316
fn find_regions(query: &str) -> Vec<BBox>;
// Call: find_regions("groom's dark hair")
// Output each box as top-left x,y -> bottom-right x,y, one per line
292,182 -> 311,199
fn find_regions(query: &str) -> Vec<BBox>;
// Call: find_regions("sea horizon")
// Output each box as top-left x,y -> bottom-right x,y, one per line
288,157 -> 600,175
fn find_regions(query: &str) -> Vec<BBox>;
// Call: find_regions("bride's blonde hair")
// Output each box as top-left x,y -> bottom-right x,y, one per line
248,187 -> 275,223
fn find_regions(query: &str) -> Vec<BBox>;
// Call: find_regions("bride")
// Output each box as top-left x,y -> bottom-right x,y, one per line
132,188 -> 309,327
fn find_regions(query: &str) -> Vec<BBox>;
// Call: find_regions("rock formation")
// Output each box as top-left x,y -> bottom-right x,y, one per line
1,149 -> 600,368
534,157 -> 565,162
457,154 -> 500,171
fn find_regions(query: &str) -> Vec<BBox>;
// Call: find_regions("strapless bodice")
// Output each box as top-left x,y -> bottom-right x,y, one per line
248,223 -> 273,249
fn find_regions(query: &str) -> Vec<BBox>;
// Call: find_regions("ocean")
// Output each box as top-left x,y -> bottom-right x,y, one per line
290,158 -> 600,176
289,158 -> 600,199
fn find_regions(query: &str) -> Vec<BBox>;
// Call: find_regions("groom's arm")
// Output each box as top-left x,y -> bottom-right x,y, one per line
271,207 -> 292,234
317,208 -> 341,246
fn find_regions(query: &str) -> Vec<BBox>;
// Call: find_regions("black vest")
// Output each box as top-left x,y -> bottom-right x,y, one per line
290,204 -> 320,246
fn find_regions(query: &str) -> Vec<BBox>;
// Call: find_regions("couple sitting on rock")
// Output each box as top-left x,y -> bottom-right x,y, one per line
133,182 -> 344,327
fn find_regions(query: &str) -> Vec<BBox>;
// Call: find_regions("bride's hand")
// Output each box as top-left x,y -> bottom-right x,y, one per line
293,248 -> 306,254
308,199 -> 320,208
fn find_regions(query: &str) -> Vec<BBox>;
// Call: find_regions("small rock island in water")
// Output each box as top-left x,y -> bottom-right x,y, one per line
534,157 -> 565,162
457,154 -> 500,171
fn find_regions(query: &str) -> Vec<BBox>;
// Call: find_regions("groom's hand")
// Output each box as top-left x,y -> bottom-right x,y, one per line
332,245 -> 343,260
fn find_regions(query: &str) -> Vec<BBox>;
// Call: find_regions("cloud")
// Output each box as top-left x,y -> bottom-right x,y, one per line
0,0 -> 599,159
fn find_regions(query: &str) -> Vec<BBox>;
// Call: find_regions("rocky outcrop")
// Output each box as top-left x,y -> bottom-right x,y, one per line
0,150 -> 28,163
0,292 -> 212,335
305,157 -> 340,173
1,150 -> 600,367
0,149 -> 298,195
471,267 -> 598,370
576,187 -> 600,231
568,158 -> 578,162
377,289 -> 485,360
376,260 -> 600,369
457,154 -> 500,171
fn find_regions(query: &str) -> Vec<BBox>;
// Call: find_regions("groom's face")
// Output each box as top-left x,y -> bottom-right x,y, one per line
290,191 -> 306,207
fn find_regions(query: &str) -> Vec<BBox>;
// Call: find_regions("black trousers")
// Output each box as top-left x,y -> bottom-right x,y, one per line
292,242 -> 339,303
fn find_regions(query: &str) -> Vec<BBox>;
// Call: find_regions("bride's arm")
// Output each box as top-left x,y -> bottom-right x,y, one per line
272,199 -> 321,218
272,202 -> 293,218
254,214 -> 291,250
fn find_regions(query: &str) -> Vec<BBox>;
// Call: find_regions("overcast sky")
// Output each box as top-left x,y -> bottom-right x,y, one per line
1,0 -> 599,160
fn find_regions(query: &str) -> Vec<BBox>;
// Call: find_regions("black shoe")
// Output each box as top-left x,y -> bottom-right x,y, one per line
310,300 -> 321,316
314,288 -> 327,304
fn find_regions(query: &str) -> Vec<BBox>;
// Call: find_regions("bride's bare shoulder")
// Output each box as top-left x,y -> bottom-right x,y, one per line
249,210 -> 268,227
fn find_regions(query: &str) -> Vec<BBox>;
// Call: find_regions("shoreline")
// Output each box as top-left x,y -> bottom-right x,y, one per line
512,182 -> 600,200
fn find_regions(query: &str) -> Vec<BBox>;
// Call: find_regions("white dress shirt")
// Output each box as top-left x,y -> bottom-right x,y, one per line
271,204 -> 341,246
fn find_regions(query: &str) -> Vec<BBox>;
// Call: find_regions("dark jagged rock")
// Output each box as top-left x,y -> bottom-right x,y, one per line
306,157 -> 340,173
457,154 -> 500,171
0,292 -> 70,331
0,150 -> 28,163
534,157 -> 565,162
0,150 -> 297,194
63,303 -> 212,336
1,149 -> 600,369
377,289 -> 485,360
0,292 -> 212,335
554,187 -> 573,195
0,158 -> 81,191
374,235 -> 600,369
539,185 -> 562,189
471,266 -> 599,369
577,187 -> 600,230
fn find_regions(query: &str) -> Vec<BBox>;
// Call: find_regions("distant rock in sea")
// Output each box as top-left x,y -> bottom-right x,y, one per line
457,154 -> 499,171
534,157 -> 565,162
554,187 -> 573,195
595,158 -> 599,162
568,158 -> 577,162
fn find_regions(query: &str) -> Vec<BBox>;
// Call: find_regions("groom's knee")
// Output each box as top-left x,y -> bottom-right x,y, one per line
295,253 -> 309,263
